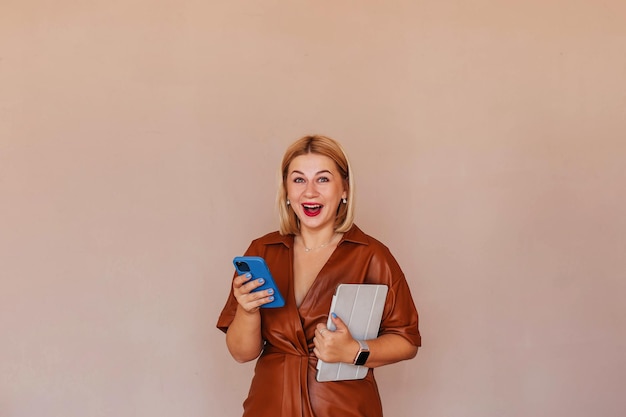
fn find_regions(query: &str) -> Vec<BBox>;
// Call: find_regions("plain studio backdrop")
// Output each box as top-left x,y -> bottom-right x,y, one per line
1,1 -> 625,416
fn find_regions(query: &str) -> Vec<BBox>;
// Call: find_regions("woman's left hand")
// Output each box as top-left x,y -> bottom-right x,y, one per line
312,313 -> 359,364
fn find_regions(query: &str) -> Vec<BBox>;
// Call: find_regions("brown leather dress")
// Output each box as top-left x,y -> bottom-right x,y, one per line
217,225 -> 421,417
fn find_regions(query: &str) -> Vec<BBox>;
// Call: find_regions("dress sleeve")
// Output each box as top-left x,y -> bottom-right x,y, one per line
216,276 -> 239,334
370,246 -> 421,347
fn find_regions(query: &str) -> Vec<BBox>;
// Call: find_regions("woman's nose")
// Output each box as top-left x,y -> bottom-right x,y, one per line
304,181 -> 318,196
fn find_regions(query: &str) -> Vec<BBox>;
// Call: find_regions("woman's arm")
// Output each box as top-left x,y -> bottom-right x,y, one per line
225,273 -> 275,363
312,315 -> 418,368
357,333 -> 418,368
226,306 -> 263,363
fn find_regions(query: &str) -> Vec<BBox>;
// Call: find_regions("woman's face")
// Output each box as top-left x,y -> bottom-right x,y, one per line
286,153 -> 347,233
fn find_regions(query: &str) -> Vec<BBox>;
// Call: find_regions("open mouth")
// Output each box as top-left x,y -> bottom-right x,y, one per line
302,203 -> 323,217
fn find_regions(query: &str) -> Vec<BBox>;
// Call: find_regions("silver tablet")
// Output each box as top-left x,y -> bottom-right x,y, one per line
316,284 -> 388,382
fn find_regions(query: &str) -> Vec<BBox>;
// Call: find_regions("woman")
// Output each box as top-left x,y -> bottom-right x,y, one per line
217,135 -> 421,417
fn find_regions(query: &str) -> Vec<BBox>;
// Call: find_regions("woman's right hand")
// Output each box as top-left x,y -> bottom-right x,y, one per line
232,273 -> 275,313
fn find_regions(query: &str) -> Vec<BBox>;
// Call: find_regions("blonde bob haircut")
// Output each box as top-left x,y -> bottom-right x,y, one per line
277,135 -> 355,236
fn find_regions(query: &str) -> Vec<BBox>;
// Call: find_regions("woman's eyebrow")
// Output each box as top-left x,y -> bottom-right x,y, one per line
289,170 -> 334,176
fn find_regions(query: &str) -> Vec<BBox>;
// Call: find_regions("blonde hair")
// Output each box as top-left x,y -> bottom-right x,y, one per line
277,135 -> 355,235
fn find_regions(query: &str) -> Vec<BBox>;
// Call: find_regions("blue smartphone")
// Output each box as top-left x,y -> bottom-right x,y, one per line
233,256 -> 285,308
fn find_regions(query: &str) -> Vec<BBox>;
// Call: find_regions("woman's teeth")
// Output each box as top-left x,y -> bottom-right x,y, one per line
303,204 -> 322,216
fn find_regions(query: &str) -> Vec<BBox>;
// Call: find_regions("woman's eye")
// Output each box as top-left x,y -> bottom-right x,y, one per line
294,177 -> 305,183
317,177 -> 329,183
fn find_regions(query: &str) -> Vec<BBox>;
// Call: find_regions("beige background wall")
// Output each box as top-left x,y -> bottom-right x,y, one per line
1,1 -> 625,416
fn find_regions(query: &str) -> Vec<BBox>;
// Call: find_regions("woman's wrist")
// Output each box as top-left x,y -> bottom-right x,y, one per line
348,339 -> 360,363
236,304 -> 262,323
353,340 -> 371,366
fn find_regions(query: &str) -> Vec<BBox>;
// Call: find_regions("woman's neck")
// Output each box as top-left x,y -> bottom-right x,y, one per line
298,227 -> 338,252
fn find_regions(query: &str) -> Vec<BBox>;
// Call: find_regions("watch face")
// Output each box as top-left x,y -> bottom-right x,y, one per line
355,350 -> 370,366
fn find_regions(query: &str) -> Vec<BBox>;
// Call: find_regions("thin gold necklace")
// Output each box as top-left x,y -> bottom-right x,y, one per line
302,233 -> 338,252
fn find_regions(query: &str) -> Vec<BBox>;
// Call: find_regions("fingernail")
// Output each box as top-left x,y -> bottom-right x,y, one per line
267,288 -> 274,295
268,296 -> 274,302
331,312 -> 337,319
245,273 -> 252,279
258,278 -> 265,284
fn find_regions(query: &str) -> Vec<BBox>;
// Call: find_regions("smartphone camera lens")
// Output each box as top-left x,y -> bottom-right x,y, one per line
236,261 -> 250,272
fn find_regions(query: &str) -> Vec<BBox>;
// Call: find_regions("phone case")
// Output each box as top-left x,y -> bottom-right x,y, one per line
233,256 -> 286,308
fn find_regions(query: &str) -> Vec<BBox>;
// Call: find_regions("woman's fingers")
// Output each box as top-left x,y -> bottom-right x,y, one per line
313,322 -> 357,363
233,274 -> 263,294
232,273 -> 253,289
233,274 -> 275,312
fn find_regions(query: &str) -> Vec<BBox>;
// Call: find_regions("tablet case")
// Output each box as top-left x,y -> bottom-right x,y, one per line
316,284 -> 388,382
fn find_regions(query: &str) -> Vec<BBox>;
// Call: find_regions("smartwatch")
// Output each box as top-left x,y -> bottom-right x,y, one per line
353,340 -> 370,366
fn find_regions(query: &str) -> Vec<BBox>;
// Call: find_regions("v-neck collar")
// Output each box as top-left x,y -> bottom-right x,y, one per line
261,224 -> 370,249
